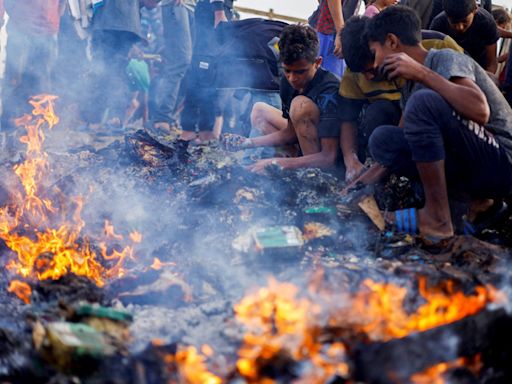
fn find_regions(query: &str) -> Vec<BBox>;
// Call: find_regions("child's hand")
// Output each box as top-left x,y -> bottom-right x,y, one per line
334,33 -> 343,58
381,53 -> 426,82
221,133 -> 252,151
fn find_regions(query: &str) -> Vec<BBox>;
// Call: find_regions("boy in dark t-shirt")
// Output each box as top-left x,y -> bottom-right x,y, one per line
223,24 -> 341,172
430,0 -> 498,72
350,6 -> 512,239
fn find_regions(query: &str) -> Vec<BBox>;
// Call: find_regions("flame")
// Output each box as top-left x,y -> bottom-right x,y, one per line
104,220 -> 124,241
235,278 -> 350,383
344,277 -> 495,341
411,355 -> 482,383
234,277 -> 496,382
129,231 -> 142,243
7,280 -> 32,304
0,95 -> 141,287
163,345 -> 222,384
150,257 -> 176,270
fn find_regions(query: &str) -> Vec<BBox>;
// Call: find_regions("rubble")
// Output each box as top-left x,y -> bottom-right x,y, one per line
0,99 -> 512,383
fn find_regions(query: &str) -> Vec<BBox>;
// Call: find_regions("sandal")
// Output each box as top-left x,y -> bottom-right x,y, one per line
394,208 -> 418,235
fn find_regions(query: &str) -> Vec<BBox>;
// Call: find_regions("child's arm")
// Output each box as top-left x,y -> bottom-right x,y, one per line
484,43 -> 498,74
327,0 -> 344,57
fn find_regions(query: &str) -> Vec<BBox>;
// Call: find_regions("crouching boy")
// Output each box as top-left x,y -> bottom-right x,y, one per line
358,6 -> 512,239
224,24 -> 341,172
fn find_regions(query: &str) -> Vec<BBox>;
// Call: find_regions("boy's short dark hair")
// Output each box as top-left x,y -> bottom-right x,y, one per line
492,8 -> 511,26
278,24 -> 319,65
366,6 -> 421,46
442,0 -> 477,22
342,16 -> 373,73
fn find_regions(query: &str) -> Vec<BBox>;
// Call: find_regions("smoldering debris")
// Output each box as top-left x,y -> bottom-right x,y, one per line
1,117 -> 512,383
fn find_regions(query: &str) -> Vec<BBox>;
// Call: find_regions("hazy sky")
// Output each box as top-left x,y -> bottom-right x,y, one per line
236,0 -> 512,20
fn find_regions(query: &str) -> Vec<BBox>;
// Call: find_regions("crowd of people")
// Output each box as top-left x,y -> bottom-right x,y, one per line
1,0 -> 512,241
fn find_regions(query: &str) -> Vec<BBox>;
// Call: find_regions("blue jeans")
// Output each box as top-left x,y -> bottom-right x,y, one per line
317,32 -> 345,77
153,4 -> 195,125
369,89 -> 512,199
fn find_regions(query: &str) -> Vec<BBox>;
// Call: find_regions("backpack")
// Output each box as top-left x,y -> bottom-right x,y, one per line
214,18 -> 288,91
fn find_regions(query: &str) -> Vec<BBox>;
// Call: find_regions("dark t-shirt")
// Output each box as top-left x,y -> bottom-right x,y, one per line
430,0 -> 492,25
430,8 -> 499,69
402,49 -> 512,162
280,68 -> 342,138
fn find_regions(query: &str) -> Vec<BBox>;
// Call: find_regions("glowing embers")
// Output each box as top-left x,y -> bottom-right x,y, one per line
0,95 -> 141,288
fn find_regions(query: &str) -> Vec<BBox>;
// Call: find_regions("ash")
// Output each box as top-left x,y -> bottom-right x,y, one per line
1,130 -> 512,383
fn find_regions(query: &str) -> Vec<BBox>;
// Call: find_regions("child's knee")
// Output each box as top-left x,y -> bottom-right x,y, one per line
289,96 -> 319,122
250,102 -> 271,128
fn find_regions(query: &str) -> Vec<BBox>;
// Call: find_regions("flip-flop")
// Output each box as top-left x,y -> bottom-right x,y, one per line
394,208 -> 418,235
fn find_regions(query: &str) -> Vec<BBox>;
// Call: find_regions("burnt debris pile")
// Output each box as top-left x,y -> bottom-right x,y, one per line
1,99 -> 512,383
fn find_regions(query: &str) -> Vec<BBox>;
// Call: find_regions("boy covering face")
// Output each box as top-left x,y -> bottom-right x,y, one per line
352,6 -> 512,239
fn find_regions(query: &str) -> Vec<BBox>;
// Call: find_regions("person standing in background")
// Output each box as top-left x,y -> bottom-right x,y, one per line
316,0 -> 346,77
82,0 -> 145,133
147,0 -> 197,142
364,0 -> 398,18
1,0 -> 64,132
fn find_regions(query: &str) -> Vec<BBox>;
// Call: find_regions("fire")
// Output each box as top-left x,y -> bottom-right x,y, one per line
163,345 -> 222,384
411,355 -> 482,383
104,220 -> 124,241
129,231 -> 142,243
234,276 -> 496,382
344,277 -> 495,341
0,95 -> 141,287
235,278 -> 350,383
8,280 -> 32,304
149,257 -> 176,270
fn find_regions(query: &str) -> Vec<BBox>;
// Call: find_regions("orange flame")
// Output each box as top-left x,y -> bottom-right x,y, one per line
345,277 -> 495,341
163,345 -> 222,384
149,257 -> 176,270
129,231 -> 142,243
104,220 -> 124,241
7,280 -> 32,304
235,278 -> 350,383
234,277 -> 496,382
0,95 -> 141,287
